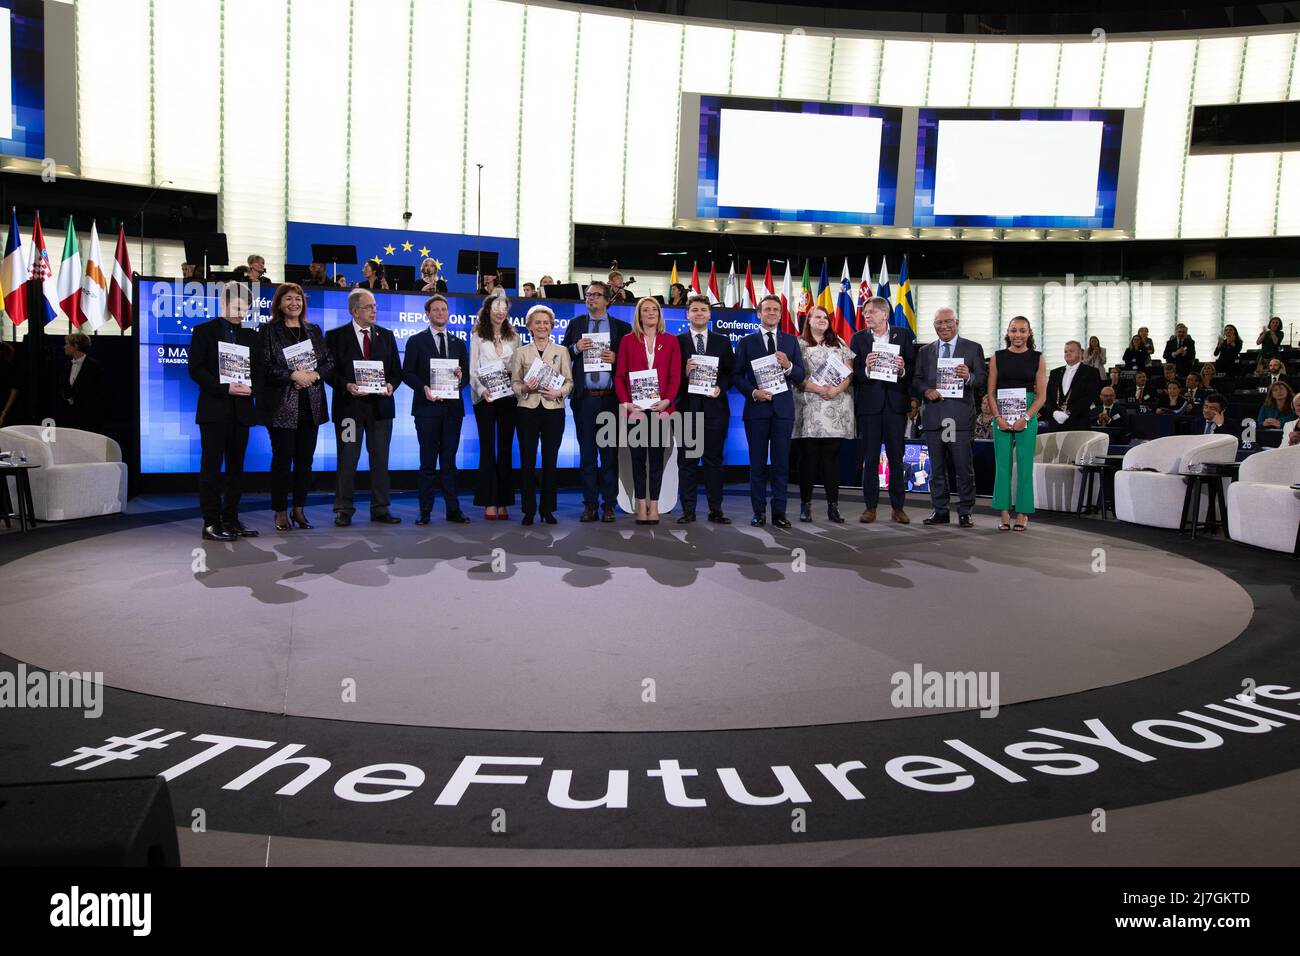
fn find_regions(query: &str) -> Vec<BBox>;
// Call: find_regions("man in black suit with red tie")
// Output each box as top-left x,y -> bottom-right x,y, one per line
326,289 -> 404,526
187,283 -> 260,541
402,294 -> 472,524
850,296 -> 916,524
675,294 -> 734,524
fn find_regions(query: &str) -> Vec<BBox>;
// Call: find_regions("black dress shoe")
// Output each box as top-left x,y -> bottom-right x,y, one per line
677,512 -> 696,524
827,506 -> 845,523
290,508 -> 313,529
447,512 -> 471,524
334,512 -> 352,527
958,514 -> 974,528
751,512 -> 766,527
799,504 -> 813,522
370,514 -> 402,524
923,511 -> 951,525
224,521 -> 260,538
415,514 -> 431,525
202,524 -> 236,541
521,513 -> 535,526
708,512 -> 732,524
601,504 -> 616,522
540,512 -> 557,524
772,514 -> 792,529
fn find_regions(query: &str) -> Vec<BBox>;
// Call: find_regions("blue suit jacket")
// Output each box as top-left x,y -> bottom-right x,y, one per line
561,312 -> 631,402
733,329 -> 805,421
402,327 -> 470,418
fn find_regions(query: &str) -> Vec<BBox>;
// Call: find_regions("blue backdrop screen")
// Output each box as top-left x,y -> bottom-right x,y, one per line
1,0 -> 43,160
138,281 -> 763,475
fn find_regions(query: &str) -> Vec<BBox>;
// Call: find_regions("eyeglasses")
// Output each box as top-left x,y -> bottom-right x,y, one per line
585,290 -> 606,299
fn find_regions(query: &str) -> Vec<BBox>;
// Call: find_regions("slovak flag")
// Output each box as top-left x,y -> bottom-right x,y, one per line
857,257 -> 872,312
832,258 -> 856,343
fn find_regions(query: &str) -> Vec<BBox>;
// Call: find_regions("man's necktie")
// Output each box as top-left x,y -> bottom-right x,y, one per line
436,332 -> 445,359
362,327 -> 372,360
942,341 -> 950,359
766,332 -> 775,355
695,334 -> 705,354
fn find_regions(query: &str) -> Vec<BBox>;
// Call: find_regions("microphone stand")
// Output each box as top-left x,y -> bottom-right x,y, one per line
134,181 -> 171,278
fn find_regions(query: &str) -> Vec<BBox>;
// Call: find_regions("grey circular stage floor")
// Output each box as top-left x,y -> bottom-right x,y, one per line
1,498 -> 1254,732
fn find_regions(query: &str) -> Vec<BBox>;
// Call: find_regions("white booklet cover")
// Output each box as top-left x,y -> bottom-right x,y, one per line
428,358 -> 460,399
583,331 -> 611,372
477,358 -> 514,401
687,354 -> 719,396
282,338 -> 316,372
629,368 -> 661,409
751,353 -> 788,396
936,357 -> 963,398
997,387 -> 1028,424
868,342 -> 900,382
811,352 -> 851,389
217,341 -> 251,385
353,360 -> 387,394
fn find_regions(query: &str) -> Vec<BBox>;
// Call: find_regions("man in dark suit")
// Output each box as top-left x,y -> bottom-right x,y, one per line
1041,340 -> 1101,432
849,295 -> 916,524
561,279 -> 630,522
675,294 -> 735,524
59,332 -> 106,434
1198,393 -> 1234,436
1162,323 -> 1197,378
911,307 -> 986,527
326,288 -> 403,526
187,284 -> 260,541
733,295 -> 804,527
1091,386 -> 1129,442
402,294 -> 471,525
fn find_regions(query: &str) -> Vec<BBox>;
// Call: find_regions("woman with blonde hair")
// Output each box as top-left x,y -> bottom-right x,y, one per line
511,305 -> 573,525
615,297 -> 681,524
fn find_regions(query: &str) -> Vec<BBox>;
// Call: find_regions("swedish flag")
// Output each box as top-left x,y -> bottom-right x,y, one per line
894,255 -> 917,335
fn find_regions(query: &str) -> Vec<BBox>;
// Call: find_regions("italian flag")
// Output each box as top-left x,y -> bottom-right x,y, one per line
57,216 -> 83,328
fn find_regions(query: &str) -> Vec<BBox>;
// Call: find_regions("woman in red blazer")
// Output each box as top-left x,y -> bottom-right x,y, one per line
615,297 -> 682,525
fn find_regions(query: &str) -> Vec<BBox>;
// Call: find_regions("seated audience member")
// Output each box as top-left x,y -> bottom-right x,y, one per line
356,258 -> 390,292
1214,325 -> 1242,374
304,262 -> 332,288
973,393 -> 995,440
1122,334 -> 1149,371
520,282 -> 537,298
1199,393 -> 1233,436
1157,362 -> 1179,396
335,273 -> 349,289
1198,363 -> 1219,392
1253,357 -> 1291,390
181,262 -> 202,282
480,273 -> 500,295
1156,380 -> 1190,415
1131,370 -> 1155,408
1092,386 -> 1128,438
231,265 -> 251,281
667,283 -> 688,307
247,255 -> 273,284
537,275 -> 556,295
1184,373 -> 1208,408
1284,394 -> 1300,445
1257,381 -> 1297,430
903,397 -> 922,439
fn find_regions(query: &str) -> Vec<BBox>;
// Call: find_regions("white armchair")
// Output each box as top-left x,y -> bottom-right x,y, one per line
0,425 -> 128,521
1226,445 -> 1300,553
1032,430 -> 1111,512
1113,434 -> 1238,529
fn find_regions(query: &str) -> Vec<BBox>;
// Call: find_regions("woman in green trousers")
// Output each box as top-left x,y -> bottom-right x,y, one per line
986,316 -> 1047,531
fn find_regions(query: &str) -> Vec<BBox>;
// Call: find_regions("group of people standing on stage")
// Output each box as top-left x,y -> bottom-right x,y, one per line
188,271 -> 1112,538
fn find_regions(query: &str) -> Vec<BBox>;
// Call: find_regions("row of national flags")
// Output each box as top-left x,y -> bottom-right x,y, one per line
1,211 -> 133,331
669,256 -> 916,339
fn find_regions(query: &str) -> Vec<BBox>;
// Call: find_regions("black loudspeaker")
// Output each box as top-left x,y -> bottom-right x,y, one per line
0,778 -> 180,866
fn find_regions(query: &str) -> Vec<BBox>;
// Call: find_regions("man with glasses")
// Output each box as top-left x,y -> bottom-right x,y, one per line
562,280 -> 630,521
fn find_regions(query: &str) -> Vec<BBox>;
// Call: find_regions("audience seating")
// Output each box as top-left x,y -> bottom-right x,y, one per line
1225,445 -> 1300,553
1032,430 -> 1110,512
0,426 -> 128,521
1113,434 -> 1238,529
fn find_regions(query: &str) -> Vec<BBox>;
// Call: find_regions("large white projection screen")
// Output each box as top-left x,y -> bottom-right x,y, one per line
716,109 -> 881,214
933,120 -> 1103,218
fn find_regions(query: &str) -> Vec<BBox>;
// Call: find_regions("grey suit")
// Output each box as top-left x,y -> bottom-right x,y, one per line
912,336 -> 987,517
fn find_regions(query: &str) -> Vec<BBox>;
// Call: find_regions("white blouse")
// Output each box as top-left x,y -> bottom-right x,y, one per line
469,333 -> 519,403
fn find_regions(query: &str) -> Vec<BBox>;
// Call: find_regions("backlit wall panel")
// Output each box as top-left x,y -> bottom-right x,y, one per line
624,19 -> 683,228
463,0 -> 524,239
287,0 -> 350,231
781,32 -> 833,101
571,12 -> 631,226
407,0 -> 469,234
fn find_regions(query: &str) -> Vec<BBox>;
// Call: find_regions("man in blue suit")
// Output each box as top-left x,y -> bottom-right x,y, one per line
561,280 -> 631,522
850,295 -> 917,524
734,295 -> 805,527
402,294 -> 472,524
